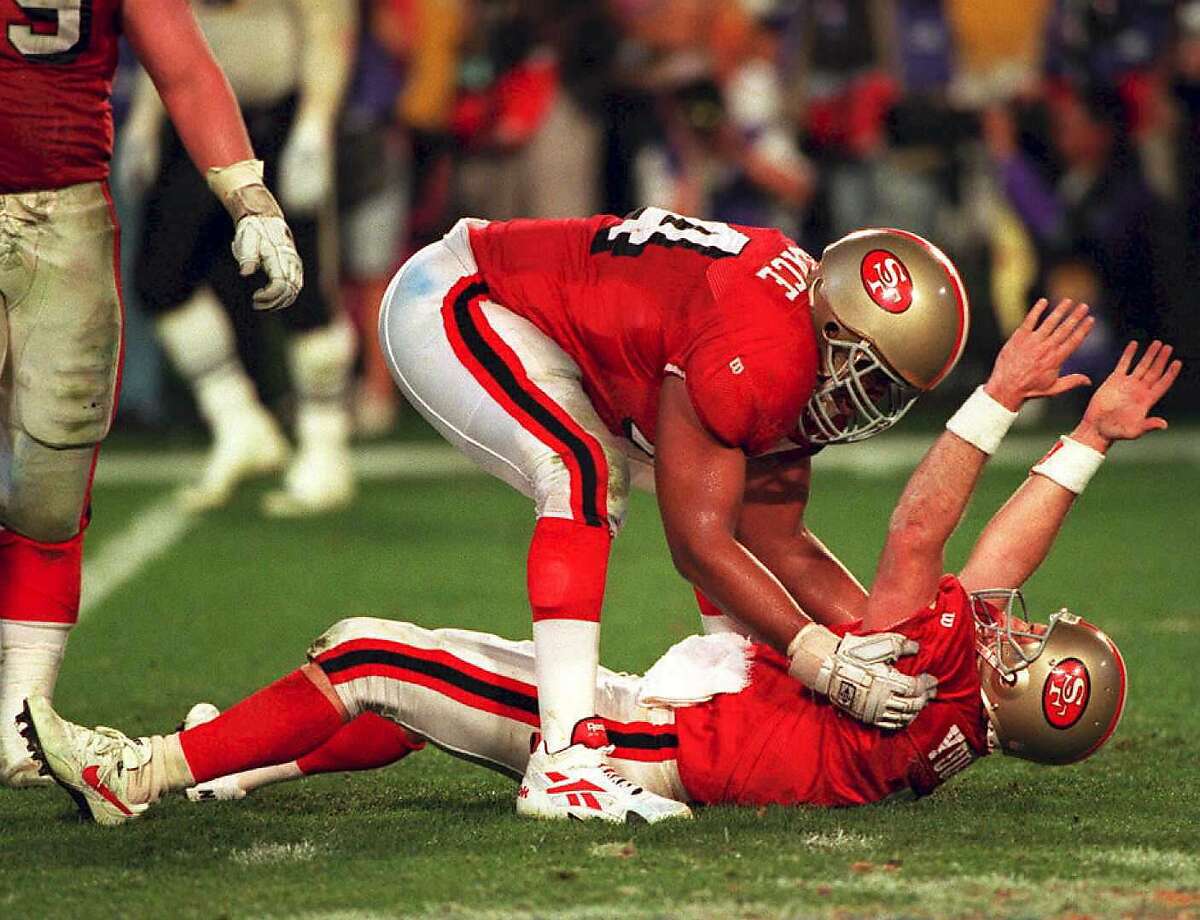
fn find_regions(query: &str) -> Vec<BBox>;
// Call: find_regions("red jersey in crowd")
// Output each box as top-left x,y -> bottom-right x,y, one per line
0,0 -> 122,193
467,208 -> 821,456
675,575 -> 990,807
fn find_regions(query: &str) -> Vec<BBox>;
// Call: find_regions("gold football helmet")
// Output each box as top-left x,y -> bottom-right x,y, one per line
801,229 -> 970,444
971,590 -> 1127,765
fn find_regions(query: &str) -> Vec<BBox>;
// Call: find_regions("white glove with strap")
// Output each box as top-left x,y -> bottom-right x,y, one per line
206,159 -> 303,312
788,623 -> 938,730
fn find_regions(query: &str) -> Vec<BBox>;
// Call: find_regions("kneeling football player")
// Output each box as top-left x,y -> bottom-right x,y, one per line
371,208 -> 973,820
20,307 -> 1178,822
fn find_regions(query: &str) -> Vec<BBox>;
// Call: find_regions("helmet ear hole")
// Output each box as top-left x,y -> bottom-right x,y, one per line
823,321 -> 840,338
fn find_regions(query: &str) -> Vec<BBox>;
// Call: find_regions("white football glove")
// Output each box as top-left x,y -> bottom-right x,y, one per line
788,623 -> 938,731
278,117 -> 333,214
206,159 -> 303,312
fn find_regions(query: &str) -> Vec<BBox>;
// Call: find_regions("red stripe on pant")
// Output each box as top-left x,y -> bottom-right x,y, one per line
314,637 -> 541,701
440,274 -> 609,528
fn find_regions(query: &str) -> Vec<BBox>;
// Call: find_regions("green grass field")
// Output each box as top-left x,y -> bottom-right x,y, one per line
1,434 -> 1198,919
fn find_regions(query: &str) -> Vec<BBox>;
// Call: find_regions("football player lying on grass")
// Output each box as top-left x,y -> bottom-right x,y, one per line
20,309 -> 1180,825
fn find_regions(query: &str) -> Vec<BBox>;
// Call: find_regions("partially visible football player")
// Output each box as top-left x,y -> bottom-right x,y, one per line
371,208 -> 971,820
20,310 -> 1179,823
119,0 -> 358,516
0,0 -> 303,788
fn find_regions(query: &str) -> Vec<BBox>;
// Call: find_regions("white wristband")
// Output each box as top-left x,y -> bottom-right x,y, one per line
1031,436 -> 1105,494
945,386 -> 1019,455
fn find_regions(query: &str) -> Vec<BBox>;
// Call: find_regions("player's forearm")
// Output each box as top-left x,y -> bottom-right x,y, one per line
668,533 -> 809,652
959,475 -> 1075,591
959,417 -> 1108,591
155,66 -> 254,172
883,430 -> 988,563
293,0 -> 357,131
125,0 -> 255,172
751,532 -> 865,627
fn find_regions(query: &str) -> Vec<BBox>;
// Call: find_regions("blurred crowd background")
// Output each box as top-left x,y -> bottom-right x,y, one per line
111,0 -> 1200,438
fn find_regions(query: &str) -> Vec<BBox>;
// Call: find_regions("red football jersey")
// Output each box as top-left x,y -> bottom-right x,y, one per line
467,209 -> 820,456
674,575 -> 990,807
0,0 -> 123,193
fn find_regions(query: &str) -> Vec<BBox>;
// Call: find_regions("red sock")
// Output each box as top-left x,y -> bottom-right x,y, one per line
0,528 -> 85,624
179,668 -> 346,784
527,517 -> 611,621
296,711 -> 424,775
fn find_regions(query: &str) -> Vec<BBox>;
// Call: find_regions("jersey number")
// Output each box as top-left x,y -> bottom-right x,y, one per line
7,0 -> 92,64
591,207 -> 750,260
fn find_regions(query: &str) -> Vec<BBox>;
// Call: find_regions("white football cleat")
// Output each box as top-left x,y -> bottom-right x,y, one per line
178,407 -> 290,512
260,443 -> 355,517
261,402 -> 355,517
17,697 -> 150,826
516,721 -> 692,825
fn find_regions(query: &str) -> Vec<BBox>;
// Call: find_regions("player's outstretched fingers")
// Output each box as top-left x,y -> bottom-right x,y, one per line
1062,315 -> 1096,354
1148,343 -> 1174,379
1134,341 -> 1163,379
1114,340 -> 1138,376
1049,301 -> 1091,348
1023,297 -> 1050,331
1151,359 -> 1183,401
1039,298 -> 1076,336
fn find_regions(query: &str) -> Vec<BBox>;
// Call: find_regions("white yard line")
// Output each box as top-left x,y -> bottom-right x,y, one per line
79,494 -> 196,619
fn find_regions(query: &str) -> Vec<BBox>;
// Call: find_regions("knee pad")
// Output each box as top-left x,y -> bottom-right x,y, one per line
307,616 -> 430,661
14,309 -> 120,449
288,319 -> 356,402
0,431 -> 95,542
154,288 -> 238,382
530,448 -> 630,535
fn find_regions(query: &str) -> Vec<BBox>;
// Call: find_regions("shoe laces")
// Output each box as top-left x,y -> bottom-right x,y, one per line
599,763 -> 643,794
88,726 -> 147,771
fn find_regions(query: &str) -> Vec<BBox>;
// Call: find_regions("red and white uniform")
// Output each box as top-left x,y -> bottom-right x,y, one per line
0,0 -> 122,193
380,209 -> 820,530
0,0 -> 125,623
676,575 -> 989,806
309,575 -> 989,807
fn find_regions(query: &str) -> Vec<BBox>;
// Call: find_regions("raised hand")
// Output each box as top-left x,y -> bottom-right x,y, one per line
1079,341 -> 1182,444
985,298 -> 1096,411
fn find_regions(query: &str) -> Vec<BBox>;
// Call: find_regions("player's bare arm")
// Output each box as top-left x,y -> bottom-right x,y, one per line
959,339 -> 1181,592
736,451 -> 865,628
656,376 -> 808,651
657,376 -> 933,730
123,0 -> 303,311
865,298 -> 1095,629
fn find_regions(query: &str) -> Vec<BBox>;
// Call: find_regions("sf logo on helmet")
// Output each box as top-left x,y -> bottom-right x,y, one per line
1041,658 -> 1091,729
860,249 -> 913,313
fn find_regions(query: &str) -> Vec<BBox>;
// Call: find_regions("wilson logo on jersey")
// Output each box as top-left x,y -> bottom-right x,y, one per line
1042,658 -> 1090,729
928,724 -> 974,781
860,249 -> 913,313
